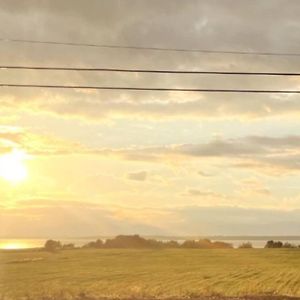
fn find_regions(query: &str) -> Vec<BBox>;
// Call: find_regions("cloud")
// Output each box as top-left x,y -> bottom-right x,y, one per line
0,126 -> 86,155
187,189 -> 220,198
3,126 -> 300,175
2,122 -> 300,177
175,205 -> 300,236
183,189 -> 229,206
97,135 -> 300,175
2,200 -> 300,237
4,90 -> 300,122
238,178 -> 271,196
127,171 -> 147,181
198,171 -> 215,177
0,199 -> 176,237
2,1 -> 300,121
2,1 -> 300,238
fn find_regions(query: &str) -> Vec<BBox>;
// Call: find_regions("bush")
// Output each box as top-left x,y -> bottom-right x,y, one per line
239,242 -> 253,249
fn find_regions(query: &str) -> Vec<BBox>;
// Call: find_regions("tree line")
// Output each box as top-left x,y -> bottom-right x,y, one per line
44,235 -> 232,251
43,235 -> 300,252
264,240 -> 300,248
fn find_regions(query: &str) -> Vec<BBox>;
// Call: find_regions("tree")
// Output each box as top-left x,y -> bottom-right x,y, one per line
180,240 -> 200,248
44,239 -> 62,252
283,242 -> 296,248
62,243 -> 75,250
265,240 -> 283,248
164,240 -> 180,248
181,239 -> 232,249
83,239 -> 103,248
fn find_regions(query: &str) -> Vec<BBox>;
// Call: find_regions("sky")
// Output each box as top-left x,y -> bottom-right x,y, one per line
1,0 -> 300,237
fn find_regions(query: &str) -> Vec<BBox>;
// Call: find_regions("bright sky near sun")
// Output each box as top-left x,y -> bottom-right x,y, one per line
0,150 -> 28,183
1,0 -> 300,237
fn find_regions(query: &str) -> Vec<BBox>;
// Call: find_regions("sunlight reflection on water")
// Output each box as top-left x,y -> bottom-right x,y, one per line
0,239 -> 44,249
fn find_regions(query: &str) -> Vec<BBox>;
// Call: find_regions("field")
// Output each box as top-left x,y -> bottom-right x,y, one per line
1,248 -> 300,299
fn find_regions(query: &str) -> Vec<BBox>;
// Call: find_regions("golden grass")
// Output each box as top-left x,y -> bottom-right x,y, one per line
1,248 -> 300,299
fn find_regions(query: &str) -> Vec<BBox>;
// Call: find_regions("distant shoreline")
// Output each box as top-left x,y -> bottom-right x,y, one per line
2,235 -> 300,240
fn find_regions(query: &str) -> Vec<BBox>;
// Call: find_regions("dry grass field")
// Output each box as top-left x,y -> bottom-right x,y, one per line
1,248 -> 300,299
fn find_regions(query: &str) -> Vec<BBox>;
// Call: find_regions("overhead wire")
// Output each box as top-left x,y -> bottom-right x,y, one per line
1,37 -> 300,57
1,83 -> 300,94
1,65 -> 300,76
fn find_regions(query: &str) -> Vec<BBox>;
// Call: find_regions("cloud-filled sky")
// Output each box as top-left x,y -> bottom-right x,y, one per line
1,0 -> 300,237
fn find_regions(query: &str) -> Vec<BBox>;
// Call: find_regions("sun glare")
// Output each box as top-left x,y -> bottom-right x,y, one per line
0,150 -> 28,183
0,242 -> 28,250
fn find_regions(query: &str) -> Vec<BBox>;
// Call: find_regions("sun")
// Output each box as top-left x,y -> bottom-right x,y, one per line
0,149 -> 28,183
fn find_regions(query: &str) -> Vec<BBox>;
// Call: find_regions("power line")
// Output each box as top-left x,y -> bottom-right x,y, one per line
1,65 -> 300,76
1,37 -> 300,57
2,83 -> 300,94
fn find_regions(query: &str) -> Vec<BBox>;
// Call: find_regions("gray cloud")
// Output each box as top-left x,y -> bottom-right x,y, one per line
187,189 -> 221,198
1,1 -> 300,120
2,0 -> 300,54
198,171 -> 215,177
127,171 -> 147,181
110,135 -> 300,157
99,135 -> 300,175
